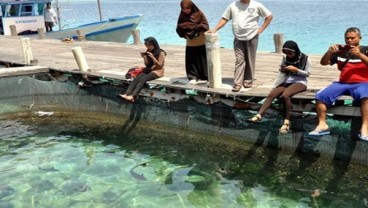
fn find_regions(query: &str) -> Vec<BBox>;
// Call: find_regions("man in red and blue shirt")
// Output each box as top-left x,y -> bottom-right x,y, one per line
309,27 -> 368,141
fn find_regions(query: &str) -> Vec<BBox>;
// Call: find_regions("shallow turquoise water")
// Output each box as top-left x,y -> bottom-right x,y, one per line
1,110 -> 368,207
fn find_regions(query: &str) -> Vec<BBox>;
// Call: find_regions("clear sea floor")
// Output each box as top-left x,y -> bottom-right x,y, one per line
1,110 -> 368,208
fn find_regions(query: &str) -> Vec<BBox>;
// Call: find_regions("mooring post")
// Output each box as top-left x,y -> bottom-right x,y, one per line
71,46 -> 90,73
131,29 -> 141,44
20,38 -> 33,65
10,25 -> 17,36
76,30 -> 85,41
273,33 -> 284,53
205,32 -> 222,88
37,28 -> 45,39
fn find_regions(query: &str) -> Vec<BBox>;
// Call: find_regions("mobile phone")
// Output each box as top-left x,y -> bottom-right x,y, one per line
140,52 -> 148,55
338,44 -> 352,51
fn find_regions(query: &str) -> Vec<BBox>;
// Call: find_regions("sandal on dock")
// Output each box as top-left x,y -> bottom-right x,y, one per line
243,81 -> 253,88
248,114 -> 262,122
279,121 -> 290,134
232,84 -> 242,92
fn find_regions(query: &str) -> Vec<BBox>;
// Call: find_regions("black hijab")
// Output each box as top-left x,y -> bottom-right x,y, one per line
144,37 -> 166,69
282,40 -> 308,70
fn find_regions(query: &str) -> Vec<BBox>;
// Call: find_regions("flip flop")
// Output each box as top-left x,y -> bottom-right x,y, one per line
308,128 -> 330,136
358,134 -> 368,142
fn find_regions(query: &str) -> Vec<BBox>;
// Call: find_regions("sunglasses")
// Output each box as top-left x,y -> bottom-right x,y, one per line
282,50 -> 295,55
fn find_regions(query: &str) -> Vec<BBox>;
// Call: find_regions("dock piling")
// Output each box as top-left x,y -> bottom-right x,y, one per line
10,25 -> 17,36
76,30 -> 85,41
71,46 -> 90,73
273,33 -> 284,53
131,29 -> 141,44
20,38 -> 34,65
37,28 -> 45,39
205,33 -> 222,88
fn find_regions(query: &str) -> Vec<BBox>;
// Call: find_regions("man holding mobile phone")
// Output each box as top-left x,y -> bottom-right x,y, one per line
309,27 -> 368,141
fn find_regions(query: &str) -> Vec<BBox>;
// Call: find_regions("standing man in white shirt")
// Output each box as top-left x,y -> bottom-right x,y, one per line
44,2 -> 58,32
208,0 -> 273,92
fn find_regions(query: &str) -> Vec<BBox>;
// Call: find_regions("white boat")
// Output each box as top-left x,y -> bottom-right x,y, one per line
0,0 -> 143,43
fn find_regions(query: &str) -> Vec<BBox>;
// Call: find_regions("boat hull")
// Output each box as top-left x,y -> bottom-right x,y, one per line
43,14 -> 143,43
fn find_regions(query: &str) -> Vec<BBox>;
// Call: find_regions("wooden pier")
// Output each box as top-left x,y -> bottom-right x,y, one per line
0,36 -> 357,116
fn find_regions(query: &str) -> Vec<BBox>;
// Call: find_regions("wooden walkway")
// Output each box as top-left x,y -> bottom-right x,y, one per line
0,36 -> 357,115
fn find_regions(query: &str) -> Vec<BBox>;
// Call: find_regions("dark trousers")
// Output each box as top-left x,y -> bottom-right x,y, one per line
45,22 -> 54,32
185,45 -> 208,81
125,72 -> 159,96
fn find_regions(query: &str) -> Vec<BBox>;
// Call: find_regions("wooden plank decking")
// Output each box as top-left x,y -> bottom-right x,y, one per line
0,36 -> 357,115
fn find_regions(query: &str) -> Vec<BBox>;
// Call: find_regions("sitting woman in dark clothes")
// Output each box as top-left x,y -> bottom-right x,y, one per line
118,37 -> 166,102
248,40 -> 311,134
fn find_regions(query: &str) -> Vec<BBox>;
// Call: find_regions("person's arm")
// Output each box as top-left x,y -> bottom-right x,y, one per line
284,57 -> 311,77
320,44 -> 339,65
296,58 -> 311,77
150,52 -> 165,70
257,15 -> 273,34
51,9 -> 58,23
351,46 -> 368,67
207,18 -> 228,33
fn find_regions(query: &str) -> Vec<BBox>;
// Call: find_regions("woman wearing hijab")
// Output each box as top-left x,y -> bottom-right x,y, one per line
118,37 -> 166,102
248,40 -> 311,134
176,0 -> 209,83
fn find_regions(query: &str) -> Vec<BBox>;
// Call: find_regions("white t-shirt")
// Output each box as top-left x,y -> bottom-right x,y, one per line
44,8 -> 57,23
222,0 -> 272,41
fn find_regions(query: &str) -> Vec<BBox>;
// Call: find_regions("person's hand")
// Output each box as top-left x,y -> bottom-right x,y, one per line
179,22 -> 189,28
146,51 -> 154,59
279,65 -> 287,73
206,29 -> 217,34
285,65 -> 298,73
328,44 -> 340,54
349,45 -> 360,56
140,52 -> 146,57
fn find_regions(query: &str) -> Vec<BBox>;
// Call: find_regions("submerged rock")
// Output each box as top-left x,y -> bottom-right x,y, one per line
0,186 -> 14,199
31,179 -> 56,193
0,201 -> 14,208
59,180 -> 90,195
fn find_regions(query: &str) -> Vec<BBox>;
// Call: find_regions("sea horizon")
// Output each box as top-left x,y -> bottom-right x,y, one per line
56,0 -> 368,55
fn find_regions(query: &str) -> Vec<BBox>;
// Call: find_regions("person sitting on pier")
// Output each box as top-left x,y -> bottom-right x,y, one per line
248,40 -> 311,134
176,0 -> 209,83
118,37 -> 166,102
308,27 -> 368,140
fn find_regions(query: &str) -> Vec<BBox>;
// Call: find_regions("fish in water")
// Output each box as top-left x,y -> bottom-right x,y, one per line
129,162 -> 147,181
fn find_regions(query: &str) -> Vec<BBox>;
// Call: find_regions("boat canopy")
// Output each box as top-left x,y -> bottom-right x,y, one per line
0,0 -> 50,17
